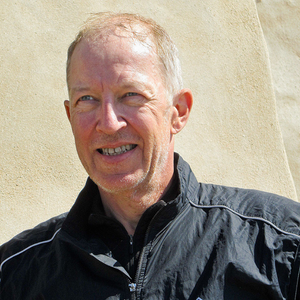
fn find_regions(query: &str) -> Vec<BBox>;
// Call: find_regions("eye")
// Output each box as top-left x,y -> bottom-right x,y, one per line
124,92 -> 139,97
121,92 -> 146,106
78,95 -> 95,102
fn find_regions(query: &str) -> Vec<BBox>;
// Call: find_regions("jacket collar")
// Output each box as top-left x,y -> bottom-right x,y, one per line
61,153 -> 199,240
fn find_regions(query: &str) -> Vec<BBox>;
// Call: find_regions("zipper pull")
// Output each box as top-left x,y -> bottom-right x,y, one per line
128,282 -> 136,292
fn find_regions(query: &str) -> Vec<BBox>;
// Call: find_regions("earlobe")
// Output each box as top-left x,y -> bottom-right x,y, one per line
64,100 -> 71,121
171,89 -> 193,134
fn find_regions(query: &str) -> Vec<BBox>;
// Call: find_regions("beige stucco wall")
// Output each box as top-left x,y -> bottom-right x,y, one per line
0,0 -> 298,244
256,0 -> 300,200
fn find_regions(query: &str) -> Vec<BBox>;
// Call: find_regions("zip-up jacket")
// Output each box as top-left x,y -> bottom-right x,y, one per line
1,154 -> 300,299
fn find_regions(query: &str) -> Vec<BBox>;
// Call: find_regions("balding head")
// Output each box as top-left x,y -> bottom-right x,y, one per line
66,12 -> 183,101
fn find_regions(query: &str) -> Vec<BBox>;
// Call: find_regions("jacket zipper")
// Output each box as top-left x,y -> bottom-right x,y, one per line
128,201 -> 188,299
128,281 -> 137,300
129,209 -> 161,299
128,235 -> 136,299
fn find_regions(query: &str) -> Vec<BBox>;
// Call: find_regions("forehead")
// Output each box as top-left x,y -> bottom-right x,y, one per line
69,35 -> 155,77
68,33 -> 165,94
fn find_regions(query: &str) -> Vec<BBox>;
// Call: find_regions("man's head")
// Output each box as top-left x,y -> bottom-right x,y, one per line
66,12 -> 182,101
64,12 -> 192,200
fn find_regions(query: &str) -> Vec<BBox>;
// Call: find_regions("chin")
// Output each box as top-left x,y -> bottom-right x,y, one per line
92,172 -> 148,194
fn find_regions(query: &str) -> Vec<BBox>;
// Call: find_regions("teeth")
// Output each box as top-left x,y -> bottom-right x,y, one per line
115,147 -> 121,154
100,144 -> 136,156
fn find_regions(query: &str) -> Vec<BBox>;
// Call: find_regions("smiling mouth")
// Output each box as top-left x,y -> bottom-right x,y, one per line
98,144 -> 137,156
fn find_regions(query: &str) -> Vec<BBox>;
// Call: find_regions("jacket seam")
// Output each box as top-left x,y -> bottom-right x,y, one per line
188,200 -> 300,239
0,228 -> 61,275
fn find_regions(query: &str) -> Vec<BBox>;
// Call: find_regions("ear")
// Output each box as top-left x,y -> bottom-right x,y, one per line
171,89 -> 193,134
64,100 -> 71,121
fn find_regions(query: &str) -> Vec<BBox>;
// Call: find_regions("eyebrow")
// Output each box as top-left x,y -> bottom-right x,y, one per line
70,86 -> 91,94
120,82 -> 148,91
69,86 -> 96,100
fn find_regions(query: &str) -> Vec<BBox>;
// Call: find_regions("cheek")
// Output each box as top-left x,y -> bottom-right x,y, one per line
71,112 -> 96,136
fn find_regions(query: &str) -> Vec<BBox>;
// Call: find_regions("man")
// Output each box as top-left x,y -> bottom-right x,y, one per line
0,12 -> 299,300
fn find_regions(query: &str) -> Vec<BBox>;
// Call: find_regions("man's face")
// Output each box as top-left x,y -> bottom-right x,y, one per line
65,33 -> 177,195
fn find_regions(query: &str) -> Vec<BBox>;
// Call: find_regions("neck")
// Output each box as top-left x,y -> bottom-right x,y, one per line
99,170 -> 174,236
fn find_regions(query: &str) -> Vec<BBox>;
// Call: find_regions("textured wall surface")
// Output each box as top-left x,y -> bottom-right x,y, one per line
256,0 -> 300,199
0,0 -> 298,244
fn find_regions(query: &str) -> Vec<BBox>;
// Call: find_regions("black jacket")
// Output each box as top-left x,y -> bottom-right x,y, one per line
1,155 -> 300,300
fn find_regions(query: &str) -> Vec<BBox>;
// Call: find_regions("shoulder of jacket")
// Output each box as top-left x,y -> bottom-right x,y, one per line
190,183 -> 300,237
0,213 -> 67,268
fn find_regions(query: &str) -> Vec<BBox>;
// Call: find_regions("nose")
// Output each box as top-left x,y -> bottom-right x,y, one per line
96,101 -> 126,134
